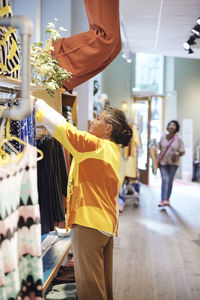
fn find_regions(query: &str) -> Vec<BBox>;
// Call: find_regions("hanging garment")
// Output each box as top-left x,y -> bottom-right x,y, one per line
124,125 -> 140,178
20,108 -> 36,150
10,119 -> 21,151
52,0 -> 121,90
37,136 -> 67,234
0,144 -> 43,299
0,0 -> 20,78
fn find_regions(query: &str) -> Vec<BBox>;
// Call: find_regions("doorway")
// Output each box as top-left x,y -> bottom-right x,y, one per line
133,94 -> 164,185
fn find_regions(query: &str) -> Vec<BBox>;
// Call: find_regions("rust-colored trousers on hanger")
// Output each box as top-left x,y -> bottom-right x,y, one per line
52,0 -> 121,90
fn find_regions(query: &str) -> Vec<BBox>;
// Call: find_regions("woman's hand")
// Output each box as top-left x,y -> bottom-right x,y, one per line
171,151 -> 180,162
31,96 -> 38,104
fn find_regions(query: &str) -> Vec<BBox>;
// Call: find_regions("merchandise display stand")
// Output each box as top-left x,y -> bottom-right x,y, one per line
33,87 -> 77,295
42,232 -> 72,294
32,87 -> 78,126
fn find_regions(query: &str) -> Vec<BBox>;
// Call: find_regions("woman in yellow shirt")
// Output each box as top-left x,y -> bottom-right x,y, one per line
35,98 -> 132,300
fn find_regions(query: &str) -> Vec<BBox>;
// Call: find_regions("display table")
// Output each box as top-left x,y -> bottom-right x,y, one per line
42,231 -> 72,294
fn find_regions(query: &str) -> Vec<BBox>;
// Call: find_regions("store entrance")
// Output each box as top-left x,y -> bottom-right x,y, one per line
133,94 -> 164,185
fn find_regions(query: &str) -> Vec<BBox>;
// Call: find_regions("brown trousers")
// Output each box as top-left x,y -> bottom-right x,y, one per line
71,225 -> 114,300
52,0 -> 121,90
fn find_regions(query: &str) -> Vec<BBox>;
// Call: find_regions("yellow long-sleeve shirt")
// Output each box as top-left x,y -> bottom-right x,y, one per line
35,99 -> 121,235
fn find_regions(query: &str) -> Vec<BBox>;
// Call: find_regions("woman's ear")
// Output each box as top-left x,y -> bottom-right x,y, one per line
105,124 -> 113,138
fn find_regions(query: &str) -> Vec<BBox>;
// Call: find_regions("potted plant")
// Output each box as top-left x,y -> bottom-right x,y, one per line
30,18 -> 71,97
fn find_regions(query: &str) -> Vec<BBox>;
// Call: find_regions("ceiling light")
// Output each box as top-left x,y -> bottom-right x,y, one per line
183,42 -> 190,50
125,48 -> 133,63
191,24 -> 200,36
122,42 -> 133,63
197,17 -> 200,25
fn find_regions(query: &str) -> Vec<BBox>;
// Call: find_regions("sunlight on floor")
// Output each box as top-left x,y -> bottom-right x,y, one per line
137,218 -> 176,236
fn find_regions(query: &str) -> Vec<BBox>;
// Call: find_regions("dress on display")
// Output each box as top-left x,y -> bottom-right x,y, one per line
124,125 -> 140,178
0,145 -> 43,300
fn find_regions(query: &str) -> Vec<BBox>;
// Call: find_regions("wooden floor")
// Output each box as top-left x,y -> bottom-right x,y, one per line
113,180 -> 200,300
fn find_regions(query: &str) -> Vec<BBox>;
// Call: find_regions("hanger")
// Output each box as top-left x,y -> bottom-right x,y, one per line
0,115 -> 43,162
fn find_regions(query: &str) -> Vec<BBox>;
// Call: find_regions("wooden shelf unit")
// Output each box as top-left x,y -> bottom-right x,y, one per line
32,88 -> 78,126
62,91 -> 78,126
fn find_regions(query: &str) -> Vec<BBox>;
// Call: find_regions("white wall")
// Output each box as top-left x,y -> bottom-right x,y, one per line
164,57 -> 177,125
101,54 -> 134,120
175,57 -> 200,158
41,0 -> 71,41
12,0 -> 40,42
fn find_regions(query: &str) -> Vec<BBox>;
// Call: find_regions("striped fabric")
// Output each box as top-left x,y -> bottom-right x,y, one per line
35,99 -> 122,236
0,0 -> 20,78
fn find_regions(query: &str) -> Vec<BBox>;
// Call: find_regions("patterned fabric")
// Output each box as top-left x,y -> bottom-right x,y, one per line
0,0 -> 20,78
10,120 -> 21,151
0,144 -> 43,299
35,99 -> 121,236
2,107 -> 36,153
20,108 -> 36,151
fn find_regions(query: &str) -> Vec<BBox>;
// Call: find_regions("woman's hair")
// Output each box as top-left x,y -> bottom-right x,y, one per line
167,120 -> 180,133
103,106 -> 133,147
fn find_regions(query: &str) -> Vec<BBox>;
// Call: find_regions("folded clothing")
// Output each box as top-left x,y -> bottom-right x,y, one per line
46,283 -> 77,300
54,266 -> 75,283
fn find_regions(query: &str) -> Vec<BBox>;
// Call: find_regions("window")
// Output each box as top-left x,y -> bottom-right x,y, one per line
134,53 -> 163,94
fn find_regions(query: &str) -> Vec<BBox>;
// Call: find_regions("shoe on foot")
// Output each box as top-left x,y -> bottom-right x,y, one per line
163,199 -> 170,206
158,200 -> 165,207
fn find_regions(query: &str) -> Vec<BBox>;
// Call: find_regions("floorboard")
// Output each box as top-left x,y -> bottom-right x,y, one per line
113,180 -> 200,300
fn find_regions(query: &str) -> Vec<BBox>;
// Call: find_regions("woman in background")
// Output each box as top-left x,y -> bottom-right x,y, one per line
158,120 -> 185,207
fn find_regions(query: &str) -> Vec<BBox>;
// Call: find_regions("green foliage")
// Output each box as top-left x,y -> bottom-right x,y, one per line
30,18 -> 71,97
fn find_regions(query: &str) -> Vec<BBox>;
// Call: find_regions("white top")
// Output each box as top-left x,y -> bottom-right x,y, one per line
158,134 -> 185,166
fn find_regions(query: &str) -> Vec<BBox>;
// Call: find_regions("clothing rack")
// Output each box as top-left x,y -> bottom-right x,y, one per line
0,86 -> 20,106
0,86 -> 20,95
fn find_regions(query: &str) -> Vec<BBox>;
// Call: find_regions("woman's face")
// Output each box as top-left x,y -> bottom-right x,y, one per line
88,110 -> 112,139
168,122 -> 177,133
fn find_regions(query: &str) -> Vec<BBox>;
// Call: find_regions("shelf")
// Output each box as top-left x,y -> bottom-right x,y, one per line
42,232 -> 72,295
32,87 -> 78,126
0,75 -> 21,88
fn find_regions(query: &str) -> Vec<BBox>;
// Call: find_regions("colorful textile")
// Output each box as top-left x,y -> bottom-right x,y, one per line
0,0 -> 20,78
0,144 -> 43,299
20,108 -> 36,151
35,99 -> 121,236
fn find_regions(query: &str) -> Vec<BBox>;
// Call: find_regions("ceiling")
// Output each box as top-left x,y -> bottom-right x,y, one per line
120,0 -> 200,59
